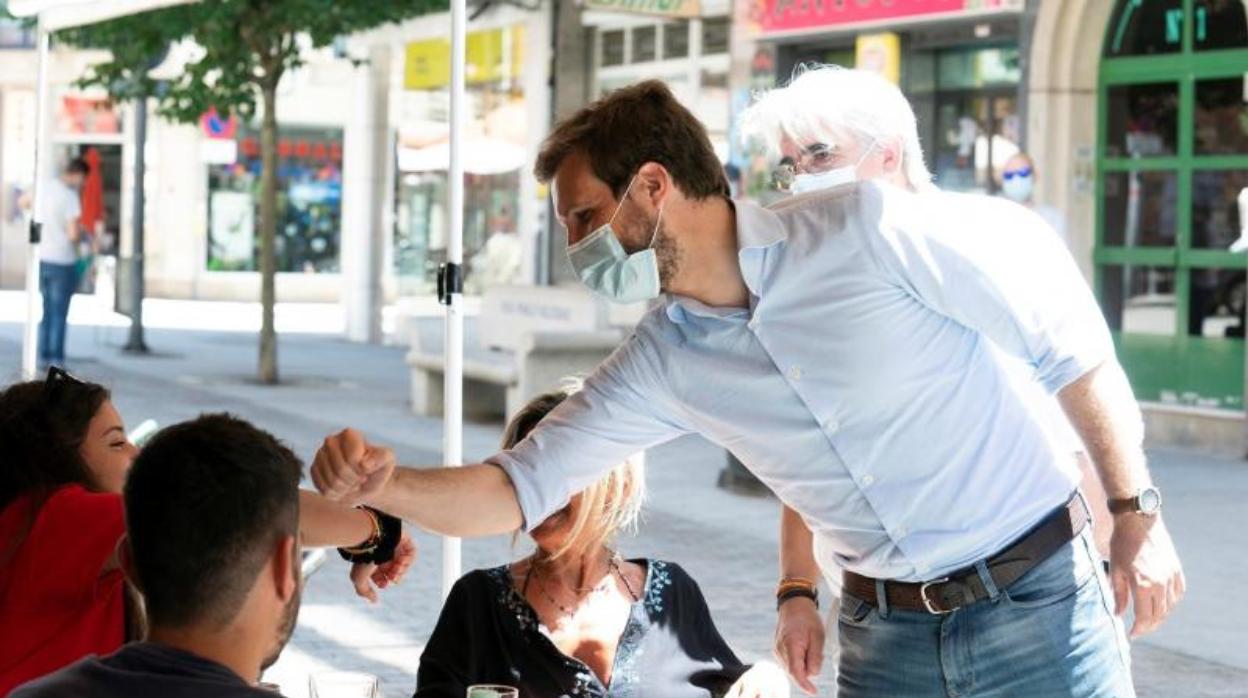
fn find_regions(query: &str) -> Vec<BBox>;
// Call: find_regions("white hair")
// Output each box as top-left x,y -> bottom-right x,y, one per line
739,64 -> 934,190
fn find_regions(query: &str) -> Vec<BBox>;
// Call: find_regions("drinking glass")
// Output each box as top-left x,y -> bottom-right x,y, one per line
466,685 -> 519,698
308,672 -> 381,698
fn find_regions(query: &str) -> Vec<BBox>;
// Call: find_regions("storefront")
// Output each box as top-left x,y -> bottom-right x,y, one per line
379,8 -> 552,301
733,0 -> 1025,197
1094,0 -> 1248,412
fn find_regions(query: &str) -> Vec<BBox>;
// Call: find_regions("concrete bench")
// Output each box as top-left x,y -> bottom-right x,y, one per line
407,328 -> 623,419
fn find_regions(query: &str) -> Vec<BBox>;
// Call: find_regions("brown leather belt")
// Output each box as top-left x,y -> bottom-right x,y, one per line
843,494 -> 1091,615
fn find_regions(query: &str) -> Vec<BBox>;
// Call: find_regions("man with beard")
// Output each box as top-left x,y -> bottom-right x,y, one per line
14,415 -> 324,697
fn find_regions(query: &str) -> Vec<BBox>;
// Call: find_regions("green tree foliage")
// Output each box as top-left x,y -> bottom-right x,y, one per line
61,0 -> 446,383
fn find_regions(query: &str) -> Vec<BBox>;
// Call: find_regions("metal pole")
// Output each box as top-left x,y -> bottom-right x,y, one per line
441,0 -> 467,600
22,23 -> 50,379
124,96 -> 148,353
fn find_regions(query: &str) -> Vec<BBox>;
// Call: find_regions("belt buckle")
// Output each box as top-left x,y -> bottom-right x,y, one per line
919,577 -> 952,614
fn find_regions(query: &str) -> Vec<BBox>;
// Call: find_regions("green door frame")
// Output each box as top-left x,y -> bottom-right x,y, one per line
1095,0 -> 1248,410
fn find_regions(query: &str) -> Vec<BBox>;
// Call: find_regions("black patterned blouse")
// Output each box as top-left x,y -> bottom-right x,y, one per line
414,559 -> 751,697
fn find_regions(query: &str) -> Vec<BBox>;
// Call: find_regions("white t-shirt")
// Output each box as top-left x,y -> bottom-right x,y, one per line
37,178 -> 81,265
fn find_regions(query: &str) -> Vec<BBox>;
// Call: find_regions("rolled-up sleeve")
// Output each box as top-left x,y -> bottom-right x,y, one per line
486,331 -> 689,531
866,184 -> 1115,394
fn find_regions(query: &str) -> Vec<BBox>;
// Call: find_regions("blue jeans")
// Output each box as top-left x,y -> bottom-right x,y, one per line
39,261 -> 77,364
838,527 -> 1134,697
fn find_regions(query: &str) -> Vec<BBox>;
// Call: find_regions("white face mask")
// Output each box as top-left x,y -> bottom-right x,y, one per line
790,140 -> 878,195
566,176 -> 664,304
1002,174 -> 1034,203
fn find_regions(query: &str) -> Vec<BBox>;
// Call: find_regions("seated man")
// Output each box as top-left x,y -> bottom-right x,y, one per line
415,385 -> 788,697
13,414 -> 404,697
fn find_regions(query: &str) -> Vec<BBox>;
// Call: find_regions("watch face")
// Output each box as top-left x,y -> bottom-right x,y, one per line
1139,487 -> 1162,514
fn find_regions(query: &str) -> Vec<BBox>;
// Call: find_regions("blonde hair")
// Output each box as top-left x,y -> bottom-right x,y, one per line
739,64 -> 935,190
503,379 -> 645,561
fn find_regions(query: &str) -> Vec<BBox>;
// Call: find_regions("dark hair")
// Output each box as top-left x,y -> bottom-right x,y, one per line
501,389 -> 570,450
65,157 -> 90,177
0,378 -> 111,512
534,80 -> 729,200
123,414 -> 301,629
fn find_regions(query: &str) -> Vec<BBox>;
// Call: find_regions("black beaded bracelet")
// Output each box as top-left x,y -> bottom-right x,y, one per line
337,507 -> 402,565
777,586 -> 819,611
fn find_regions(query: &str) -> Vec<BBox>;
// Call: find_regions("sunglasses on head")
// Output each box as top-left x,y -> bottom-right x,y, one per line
1002,166 -> 1033,181
42,365 -> 87,403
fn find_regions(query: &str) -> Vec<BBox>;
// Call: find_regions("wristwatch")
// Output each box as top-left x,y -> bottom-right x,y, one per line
1107,486 -> 1162,517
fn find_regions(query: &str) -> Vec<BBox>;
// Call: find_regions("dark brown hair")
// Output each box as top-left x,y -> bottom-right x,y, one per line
534,80 -> 729,200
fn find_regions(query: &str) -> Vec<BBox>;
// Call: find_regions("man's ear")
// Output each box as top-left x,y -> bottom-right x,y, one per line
880,138 -> 903,175
635,161 -> 673,209
117,534 -> 142,591
272,534 -> 299,602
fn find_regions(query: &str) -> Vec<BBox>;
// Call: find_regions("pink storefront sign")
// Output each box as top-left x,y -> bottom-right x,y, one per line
751,0 -> 1020,38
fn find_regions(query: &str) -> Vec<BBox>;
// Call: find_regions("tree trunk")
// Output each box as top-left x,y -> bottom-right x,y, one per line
258,83 -> 279,384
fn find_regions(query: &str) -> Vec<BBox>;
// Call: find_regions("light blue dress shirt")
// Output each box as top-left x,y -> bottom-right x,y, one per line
491,182 -> 1115,582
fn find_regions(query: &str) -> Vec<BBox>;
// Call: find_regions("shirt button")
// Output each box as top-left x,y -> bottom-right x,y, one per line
895,526 -> 907,538
861,474 -> 875,487
788,366 -> 802,380
823,417 -> 839,432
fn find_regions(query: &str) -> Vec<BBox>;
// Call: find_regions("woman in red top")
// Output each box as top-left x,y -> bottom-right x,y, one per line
0,370 -> 415,696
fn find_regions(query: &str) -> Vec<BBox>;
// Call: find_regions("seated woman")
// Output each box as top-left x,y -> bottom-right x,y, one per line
416,385 -> 788,697
0,368 -> 414,695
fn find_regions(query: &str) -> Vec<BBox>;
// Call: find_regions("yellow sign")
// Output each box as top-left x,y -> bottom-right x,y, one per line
404,25 -> 526,90
855,32 -> 901,86
584,0 -> 701,19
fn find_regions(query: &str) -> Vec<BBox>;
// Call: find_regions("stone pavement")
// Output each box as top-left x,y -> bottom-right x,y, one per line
1,303 -> 1246,697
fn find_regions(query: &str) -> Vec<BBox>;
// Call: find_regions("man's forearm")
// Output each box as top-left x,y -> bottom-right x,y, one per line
781,505 -> 822,582
1058,361 -> 1151,499
367,463 -> 524,537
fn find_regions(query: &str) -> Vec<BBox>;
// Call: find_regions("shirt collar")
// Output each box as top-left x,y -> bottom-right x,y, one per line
664,199 -> 788,324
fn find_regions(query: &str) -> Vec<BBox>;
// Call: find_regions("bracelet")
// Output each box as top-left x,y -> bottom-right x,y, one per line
337,506 -> 402,564
777,587 -> 819,611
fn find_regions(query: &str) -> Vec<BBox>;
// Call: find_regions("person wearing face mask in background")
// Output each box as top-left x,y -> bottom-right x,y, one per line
743,66 -> 1131,695
1000,152 -> 1070,247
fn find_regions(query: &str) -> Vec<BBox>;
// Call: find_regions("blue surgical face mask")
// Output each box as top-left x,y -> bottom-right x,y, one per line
567,176 -> 664,304
790,140 -> 877,195
1002,174 -> 1034,203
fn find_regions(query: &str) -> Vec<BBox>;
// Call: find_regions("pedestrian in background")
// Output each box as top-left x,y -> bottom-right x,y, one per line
37,158 -> 89,368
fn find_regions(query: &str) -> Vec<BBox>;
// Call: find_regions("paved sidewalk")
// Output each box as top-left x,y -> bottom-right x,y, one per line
1,306 -> 1245,697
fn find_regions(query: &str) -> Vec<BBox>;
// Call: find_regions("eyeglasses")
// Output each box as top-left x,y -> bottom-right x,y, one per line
772,143 -> 836,191
1002,166 -> 1033,181
42,365 -> 87,404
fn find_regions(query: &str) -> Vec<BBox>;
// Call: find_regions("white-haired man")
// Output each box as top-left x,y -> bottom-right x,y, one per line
740,65 -> 1178,696
312,75 -> 1180,698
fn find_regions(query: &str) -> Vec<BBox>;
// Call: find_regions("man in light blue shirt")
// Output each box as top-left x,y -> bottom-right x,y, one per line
313,80 -> 1182,696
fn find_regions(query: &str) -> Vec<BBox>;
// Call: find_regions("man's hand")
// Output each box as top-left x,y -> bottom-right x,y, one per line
773,597 -> 824,695
311,429 -> 395,506
1109,512 -> 1185,637
725,660 -> 791,698
349,533 -> 417,604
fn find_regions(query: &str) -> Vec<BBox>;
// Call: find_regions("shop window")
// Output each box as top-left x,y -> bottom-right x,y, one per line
1190,268 -> 1246,338
1102,171 -> 1178,247
632,26 -> 657,63
601,30 -> 625,67
1105,82 -> 1178,157
1195,76 -> 1248,155
702,17 -> 730,55
1104,0 -> 1183,57
1192,170 -> 1248,249
1195,0 -> 1248,51
207,126 -> 343,273
662,21 -> 689,60
1100,265 -> 1178,335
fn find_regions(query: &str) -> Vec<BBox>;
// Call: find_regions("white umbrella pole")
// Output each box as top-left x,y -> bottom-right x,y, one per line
441,0 -> 467,600
22,23 -> 50,379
